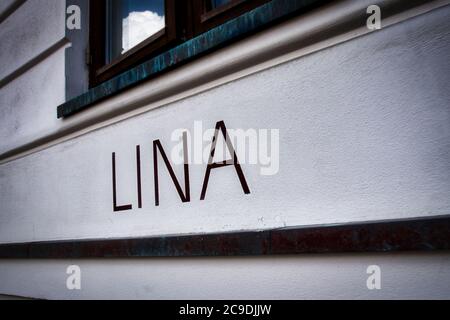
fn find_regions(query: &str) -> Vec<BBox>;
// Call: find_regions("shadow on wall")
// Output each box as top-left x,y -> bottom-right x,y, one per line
0,294 -> 35,300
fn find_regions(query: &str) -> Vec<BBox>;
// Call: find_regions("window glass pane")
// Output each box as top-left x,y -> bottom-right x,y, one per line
208,0 -> 233,10
106,0 -> 165,63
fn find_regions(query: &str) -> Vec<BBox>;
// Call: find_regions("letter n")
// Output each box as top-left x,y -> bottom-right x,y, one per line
153,132 -> 190,206
200,121 -> 250,200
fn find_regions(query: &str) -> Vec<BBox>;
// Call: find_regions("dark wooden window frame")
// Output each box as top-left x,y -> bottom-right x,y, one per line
89,0 -> 180,87
89,0 -> 275,87
191,0 -> 272,35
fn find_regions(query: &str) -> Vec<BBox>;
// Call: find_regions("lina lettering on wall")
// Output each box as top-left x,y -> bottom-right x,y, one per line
112,121 -> 251,212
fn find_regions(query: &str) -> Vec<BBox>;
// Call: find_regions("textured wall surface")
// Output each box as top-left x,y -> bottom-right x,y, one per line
0,0 -> 65,79
0,1 -> 449,299
0,0 -> 19,14
0,252 -> 449,300
0,0 -> 66,155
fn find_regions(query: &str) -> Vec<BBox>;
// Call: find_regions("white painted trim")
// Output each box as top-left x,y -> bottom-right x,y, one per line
1,0 -> 449,165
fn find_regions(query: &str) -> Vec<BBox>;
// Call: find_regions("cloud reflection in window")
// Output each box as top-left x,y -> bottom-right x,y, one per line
122,10 -> 165,53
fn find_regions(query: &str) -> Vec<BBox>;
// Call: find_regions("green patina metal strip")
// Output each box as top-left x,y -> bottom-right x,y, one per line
1,216 -> 449,258
57,0 -> 323,118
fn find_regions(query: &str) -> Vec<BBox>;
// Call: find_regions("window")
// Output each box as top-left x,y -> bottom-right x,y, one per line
89,0 -> 271,87
89,0 -> 179,86
193,0 -> 270,35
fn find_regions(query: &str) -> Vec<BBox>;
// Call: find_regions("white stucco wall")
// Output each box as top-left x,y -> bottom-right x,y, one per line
0,0 -> 66,155
0,0 -> 449,299
0,252 -> 449,300
1,1 -> 450,243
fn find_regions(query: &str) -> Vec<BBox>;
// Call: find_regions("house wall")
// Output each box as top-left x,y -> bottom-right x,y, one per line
0,0 -> 449,299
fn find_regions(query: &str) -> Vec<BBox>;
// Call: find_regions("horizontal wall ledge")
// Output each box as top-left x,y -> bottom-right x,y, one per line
0,215 -> 449,258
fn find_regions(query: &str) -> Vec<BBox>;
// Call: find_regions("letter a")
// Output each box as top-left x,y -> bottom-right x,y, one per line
200,121 -> 250,200
66,5 -> 81,30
